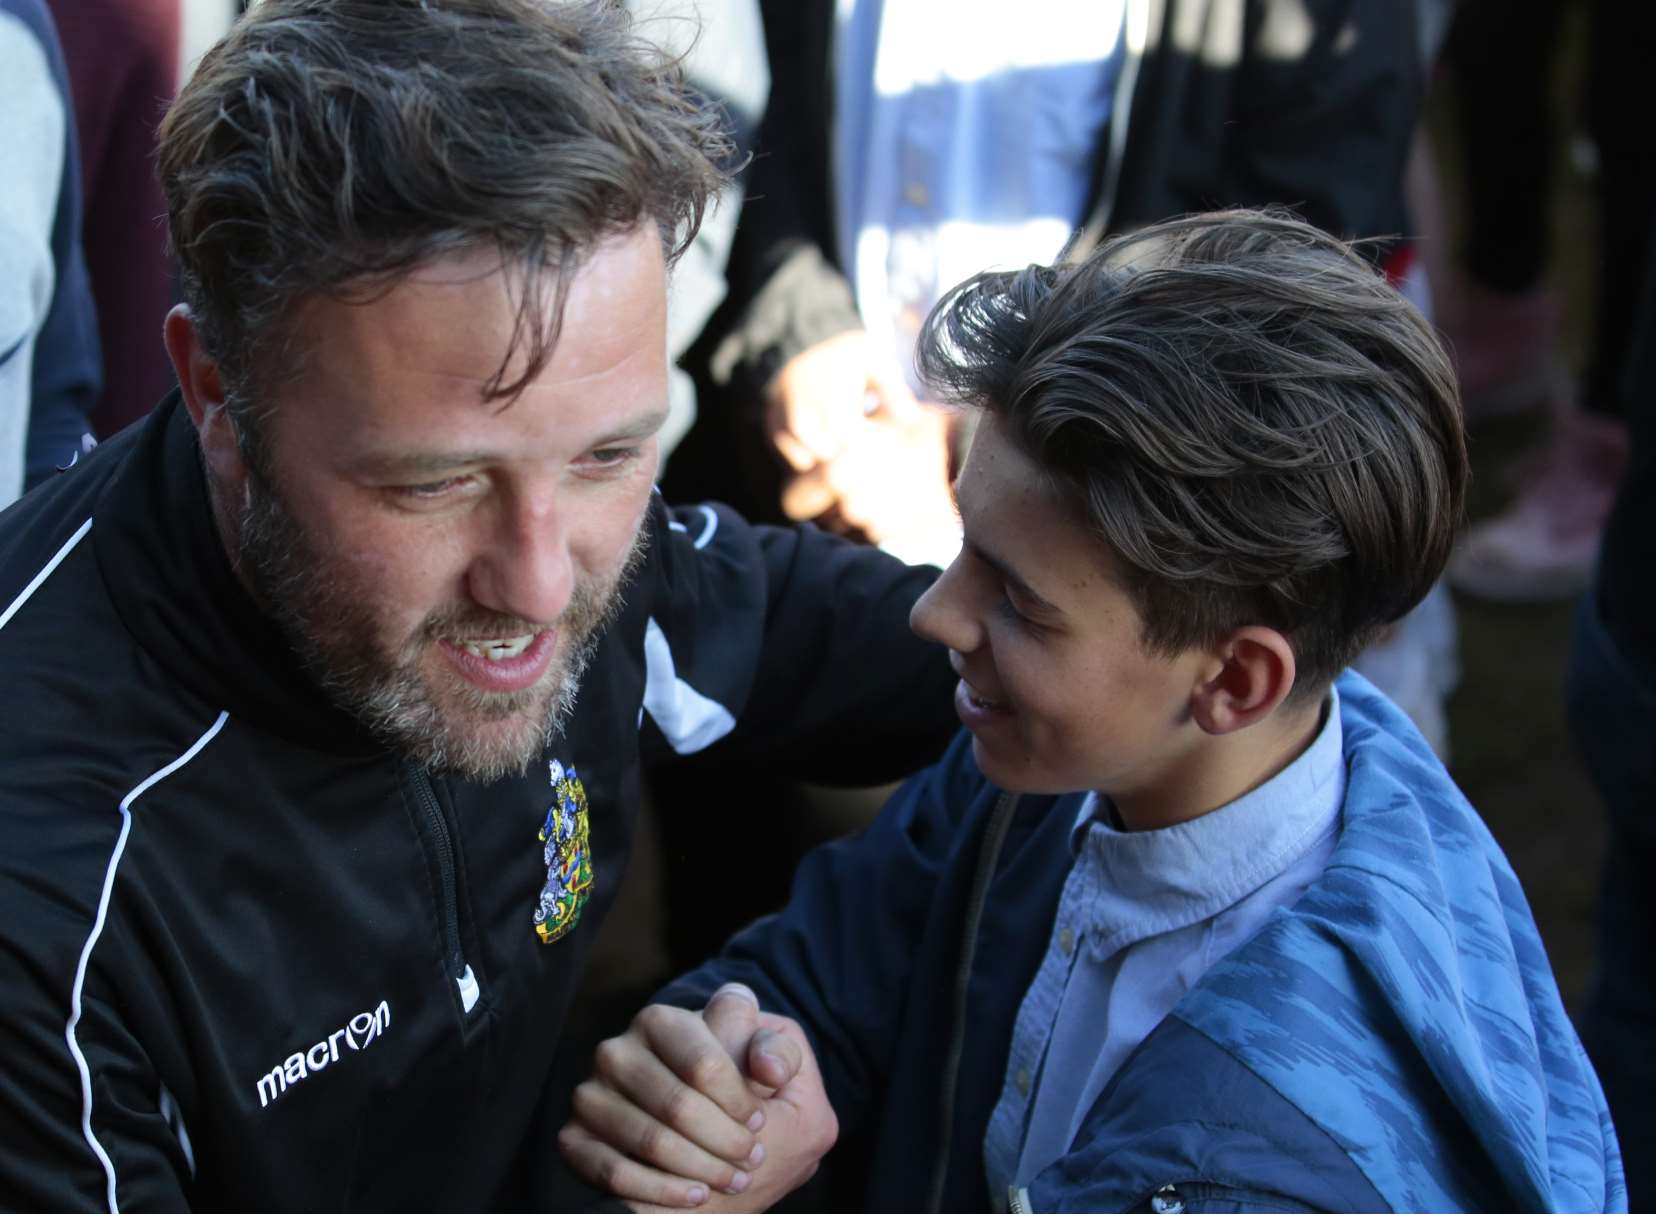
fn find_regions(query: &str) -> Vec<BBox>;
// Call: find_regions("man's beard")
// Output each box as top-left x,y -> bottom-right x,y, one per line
233,468 -> 643,782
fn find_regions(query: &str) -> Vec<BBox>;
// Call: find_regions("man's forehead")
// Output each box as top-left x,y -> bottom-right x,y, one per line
286,228 -> 669,396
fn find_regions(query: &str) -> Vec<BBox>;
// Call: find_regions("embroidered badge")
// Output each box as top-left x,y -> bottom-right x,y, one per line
533,759 -> 594,944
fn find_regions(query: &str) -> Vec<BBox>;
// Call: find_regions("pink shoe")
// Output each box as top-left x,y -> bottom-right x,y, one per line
1448,411 -> 1629,602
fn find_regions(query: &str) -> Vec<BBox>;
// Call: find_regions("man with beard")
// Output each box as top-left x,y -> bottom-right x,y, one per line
0,1 -> 957,1211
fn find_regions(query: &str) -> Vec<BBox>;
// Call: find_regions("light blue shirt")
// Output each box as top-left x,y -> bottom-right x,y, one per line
833,0 -> 1125,395
983,690 -> 1347,1205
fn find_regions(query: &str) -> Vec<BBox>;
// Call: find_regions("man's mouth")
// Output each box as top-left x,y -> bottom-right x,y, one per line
457,635 -> 537,662
437,630 -> 558,695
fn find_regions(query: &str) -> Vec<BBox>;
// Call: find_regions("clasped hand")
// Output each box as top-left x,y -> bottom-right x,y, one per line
558,984 -> 838,1212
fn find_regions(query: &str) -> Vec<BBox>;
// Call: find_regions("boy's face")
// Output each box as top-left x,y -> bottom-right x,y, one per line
910,417 -> 1216,809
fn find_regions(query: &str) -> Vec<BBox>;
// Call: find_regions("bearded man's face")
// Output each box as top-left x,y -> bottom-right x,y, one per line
203,228 -> 669,780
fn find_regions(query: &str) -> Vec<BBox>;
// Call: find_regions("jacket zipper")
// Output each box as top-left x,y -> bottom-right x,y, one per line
408,766 -> 481,1015
923,790 -> 1021,1214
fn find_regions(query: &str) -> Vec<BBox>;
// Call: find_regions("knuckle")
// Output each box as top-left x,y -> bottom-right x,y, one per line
683,1045 -> 727,1092
594,1149 -> 622,1190
633,1116 -> 666,1162
662,1079 -> 702,1129
592,1037 -> 627,1078
635,1003 -> 677,1035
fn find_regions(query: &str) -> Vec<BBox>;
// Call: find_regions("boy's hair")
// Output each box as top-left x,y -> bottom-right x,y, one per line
917,209 -> 1467,701
158,0 -> 729,434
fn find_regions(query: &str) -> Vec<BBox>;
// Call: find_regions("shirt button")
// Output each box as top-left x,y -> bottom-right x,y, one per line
1015,1067 -> 1031,1096
1058,927 -> 1076,956
904,181 -> 930,207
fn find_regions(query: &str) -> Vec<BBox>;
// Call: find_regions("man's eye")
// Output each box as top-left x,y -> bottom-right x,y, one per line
395,476 -> 473,500
587,446 -> 639,467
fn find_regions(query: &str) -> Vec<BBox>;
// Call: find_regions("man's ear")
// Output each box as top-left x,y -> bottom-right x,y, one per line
164,304 -> 247,489
1189,626 -> 1297,736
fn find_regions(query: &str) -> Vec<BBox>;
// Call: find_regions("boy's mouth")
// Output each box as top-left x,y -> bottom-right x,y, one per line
960,679 -> 1010,714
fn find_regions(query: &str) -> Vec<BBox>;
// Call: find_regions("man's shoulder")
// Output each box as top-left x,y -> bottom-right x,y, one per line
1,434 -> 216,824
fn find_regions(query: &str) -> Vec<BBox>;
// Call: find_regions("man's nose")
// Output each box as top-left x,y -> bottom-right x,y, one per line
466,489 -> 575,626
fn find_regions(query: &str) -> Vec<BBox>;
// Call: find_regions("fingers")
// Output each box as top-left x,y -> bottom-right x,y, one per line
592,1007 -> 760,1162
558,1118 -> 714,1210
702,984 -> 802,1097
750,1014 -> 840,1162
700,983 -> 760,1072
570,1077 -> 762,1196
636,1003 -> 765,1130
744,1026 -> 802,1094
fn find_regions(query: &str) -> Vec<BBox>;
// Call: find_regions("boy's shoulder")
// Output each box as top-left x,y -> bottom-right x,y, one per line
1099,671 -> 1622,1212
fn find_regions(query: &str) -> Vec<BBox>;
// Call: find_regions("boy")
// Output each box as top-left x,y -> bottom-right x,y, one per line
559,210 -> 1625,1213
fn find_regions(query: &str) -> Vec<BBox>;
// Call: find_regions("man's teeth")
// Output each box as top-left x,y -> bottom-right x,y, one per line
460,635 -> 535,661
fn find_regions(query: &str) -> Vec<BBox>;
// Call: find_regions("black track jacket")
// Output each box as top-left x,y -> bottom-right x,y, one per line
0,394 -> 957,1212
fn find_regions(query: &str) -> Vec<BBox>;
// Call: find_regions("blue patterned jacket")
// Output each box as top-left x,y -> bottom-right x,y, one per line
662,673 -> 1625,1213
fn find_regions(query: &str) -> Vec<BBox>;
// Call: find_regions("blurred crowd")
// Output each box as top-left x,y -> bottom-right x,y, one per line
2,0 -> 1649,1204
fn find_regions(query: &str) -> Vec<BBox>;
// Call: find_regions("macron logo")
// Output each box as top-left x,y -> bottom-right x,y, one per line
255,1000 -> 391,1109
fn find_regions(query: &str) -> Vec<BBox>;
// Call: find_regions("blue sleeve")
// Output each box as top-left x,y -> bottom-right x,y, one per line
656,731 -> 992,1135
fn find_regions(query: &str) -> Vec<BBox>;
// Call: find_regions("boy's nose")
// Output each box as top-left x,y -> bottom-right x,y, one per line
909,561 -> 982,655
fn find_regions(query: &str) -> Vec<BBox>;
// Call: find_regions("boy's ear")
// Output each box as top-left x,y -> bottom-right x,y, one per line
164,304 -> 248,490
1189,626 -> 1297,736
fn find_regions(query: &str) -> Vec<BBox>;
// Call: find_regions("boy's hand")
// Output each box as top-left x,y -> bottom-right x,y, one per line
558,984 -> 838,1211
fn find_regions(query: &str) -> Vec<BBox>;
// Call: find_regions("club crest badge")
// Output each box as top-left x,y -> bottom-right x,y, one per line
533,759 -> 593,944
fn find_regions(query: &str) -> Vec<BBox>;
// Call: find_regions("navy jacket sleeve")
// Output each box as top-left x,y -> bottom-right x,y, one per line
656,733 -> 992,1135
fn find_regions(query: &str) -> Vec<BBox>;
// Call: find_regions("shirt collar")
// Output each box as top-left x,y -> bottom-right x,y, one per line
1067,686 -> 1345,956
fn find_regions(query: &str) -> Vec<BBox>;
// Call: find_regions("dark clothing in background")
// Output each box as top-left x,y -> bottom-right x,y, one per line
1569,228 -> 1656,1211
45,0 -> 180,436
1444,0 -> 1656,418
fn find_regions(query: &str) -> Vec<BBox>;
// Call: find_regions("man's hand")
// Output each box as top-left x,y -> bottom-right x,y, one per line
558,984 -> 838,1212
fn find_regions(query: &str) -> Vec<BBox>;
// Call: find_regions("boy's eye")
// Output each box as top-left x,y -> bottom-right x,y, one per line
996,593 -> 1032,627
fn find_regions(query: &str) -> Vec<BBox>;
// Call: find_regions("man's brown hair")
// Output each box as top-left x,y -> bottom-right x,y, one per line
918,209 -> 1468,700
158,0 -> 729,427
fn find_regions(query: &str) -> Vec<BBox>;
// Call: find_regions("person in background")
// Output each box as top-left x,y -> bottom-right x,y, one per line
1566,225 -> 1656,1213
680,0 -> 1419,556
1,0 -> 98,509
1438,0 -> 1653,603
45,0 -> 183,438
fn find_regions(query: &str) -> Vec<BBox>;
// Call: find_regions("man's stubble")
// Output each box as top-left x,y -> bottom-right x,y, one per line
231,460 -> 644,782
